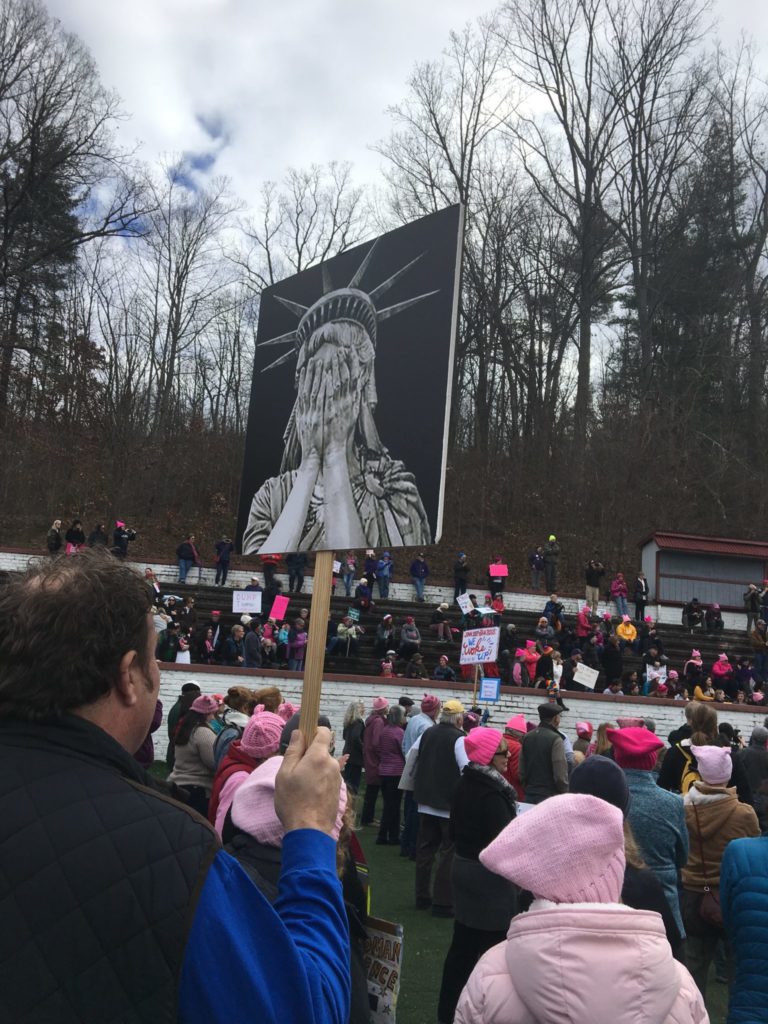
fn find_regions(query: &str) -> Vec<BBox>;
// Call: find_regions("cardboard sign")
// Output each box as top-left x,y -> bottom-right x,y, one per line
489,563 -> 509,577
347,607 -> 361,622
332,559 -> 341,573
232,591 -> 262,614
460,627 -> 500,665
573,664 -> 600,690
269,594 -> 290,621
479,677 -> 501,702
364,916 -> 404,1023
456,593 -> 473,615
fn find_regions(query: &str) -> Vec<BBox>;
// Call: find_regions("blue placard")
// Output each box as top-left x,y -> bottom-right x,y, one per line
479,677 -> 500,702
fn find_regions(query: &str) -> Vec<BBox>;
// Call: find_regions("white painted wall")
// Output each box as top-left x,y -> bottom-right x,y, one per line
153,665 -> 767,763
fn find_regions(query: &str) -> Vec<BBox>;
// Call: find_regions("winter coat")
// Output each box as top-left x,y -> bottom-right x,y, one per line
682,783 -> 760,890
378,724 -> 406,777
658,737 -> 753,804
542,541 -> 560,565
584,562 -> 605,587
616,622 -> 637,643
721,835 -> 768,1023
410,559 -> 429,579
528,551 -> 544,571
623,768 -> 688,936
453,559 -> 470,582
610,576 -> 628,599
576,608 -> 593,637
633,576 -> 650,601
600,644 -> 624,680
46,527 -> 62,553
342,719 -> 365,767
501,737 -> 524,800
400,623 -> 421,645
362,712 -> 386,784
454,902 -> 707,1024
214,540 -> 234,563
176,541 -> 196,561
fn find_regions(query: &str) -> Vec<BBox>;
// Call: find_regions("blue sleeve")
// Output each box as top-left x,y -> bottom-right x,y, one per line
179,833 -> 350,1024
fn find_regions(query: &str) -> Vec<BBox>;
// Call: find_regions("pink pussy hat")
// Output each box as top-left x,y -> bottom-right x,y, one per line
691,744 -> 732,786
372,696 -> 389,711
231,756 -> 347,848
240,706 -> 285,760
421,694 -> 441,714
277,702 -> 299,722
464,727 -> 503,765
505,714 -> 527,734
480,793 -> 625,904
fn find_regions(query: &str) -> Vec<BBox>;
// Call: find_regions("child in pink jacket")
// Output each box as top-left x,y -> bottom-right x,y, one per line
455,793 -> 708,1024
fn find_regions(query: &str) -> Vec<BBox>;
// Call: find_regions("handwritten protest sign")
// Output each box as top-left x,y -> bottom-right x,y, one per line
480,677 -> 501,701
460,627 -> 500,665
232,591 -> 262,614
269,594 -> 290,621
573,664 -> 600,690
364,916 -> 404,1023
456,593 -> 473,615
488,563 -> 509,577
332,560 -> 341,573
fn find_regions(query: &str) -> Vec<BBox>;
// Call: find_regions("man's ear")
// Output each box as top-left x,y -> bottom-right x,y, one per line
114,649 -> 141,707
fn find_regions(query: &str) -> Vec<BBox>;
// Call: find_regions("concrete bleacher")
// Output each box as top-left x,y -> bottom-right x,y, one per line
0,549 -> 755,684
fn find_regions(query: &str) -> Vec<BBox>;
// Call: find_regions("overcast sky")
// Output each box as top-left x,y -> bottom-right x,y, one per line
47,0 -> 768,210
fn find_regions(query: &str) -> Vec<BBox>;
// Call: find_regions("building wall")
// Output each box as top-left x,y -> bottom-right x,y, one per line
154,664 -> 767,763
641,540 -> 659,599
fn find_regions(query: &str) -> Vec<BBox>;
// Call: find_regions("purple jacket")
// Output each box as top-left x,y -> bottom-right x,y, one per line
378,724 -> 406,777
363,712 -> 387,783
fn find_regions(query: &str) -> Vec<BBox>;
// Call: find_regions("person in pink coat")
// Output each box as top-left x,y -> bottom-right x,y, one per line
455,793 -> 708,1024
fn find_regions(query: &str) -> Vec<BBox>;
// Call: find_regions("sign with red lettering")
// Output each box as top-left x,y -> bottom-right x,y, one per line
460,627 -> 500,665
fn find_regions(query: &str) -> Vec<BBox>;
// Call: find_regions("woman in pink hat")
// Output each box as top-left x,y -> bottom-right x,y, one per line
681,744 -> 760,1001
209,706 -> 285,833
454,794 -> 705,1024
437,727 -> 517,1024
376,706 -> 407,845
168,694 -> 220,815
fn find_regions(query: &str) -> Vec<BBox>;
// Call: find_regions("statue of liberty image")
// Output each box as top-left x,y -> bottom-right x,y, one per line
242,241 -> 436,554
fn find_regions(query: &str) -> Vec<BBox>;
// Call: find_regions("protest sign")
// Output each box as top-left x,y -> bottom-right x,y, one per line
479,677 -> 501,702
332,560 -> 341,573
364,916 -> 404,1023
269,594 -> 290,621
456,593 -> 473,615
232,591 -> 262,614
238,204 -> 464,554
347,607 -> 361,622
573,664 -> 600,690
460,627 -> 500,665
488,563 -> 509,577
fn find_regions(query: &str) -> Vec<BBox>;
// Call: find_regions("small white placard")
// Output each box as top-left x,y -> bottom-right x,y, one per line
456,593 -> 473,614
232,591 -> 263,614
573,664 -> 599,690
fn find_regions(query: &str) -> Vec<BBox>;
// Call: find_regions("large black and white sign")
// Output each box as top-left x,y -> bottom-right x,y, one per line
237,205 -> 463,554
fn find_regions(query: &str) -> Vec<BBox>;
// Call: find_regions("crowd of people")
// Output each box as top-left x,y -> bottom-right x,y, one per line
5,550 -> 768,1022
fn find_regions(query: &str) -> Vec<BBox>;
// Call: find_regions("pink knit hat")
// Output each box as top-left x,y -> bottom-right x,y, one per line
691,744 -> 732,786
277,702 -> 299,722
525,640 -> 536,649
480,794 -> 625,904
607,727 -> 664,770
505,714 -> 527,734
621,614 -> 631,623
616,716 -> 645,729
240,706 -> 285,760
575,721 -> 594,740
421,694 -> 441,714
465,727 -> 503,765
231,757 -> 347,847
372,696 -> 389,712
191,694 -> 219,714
691,649 -> 702,661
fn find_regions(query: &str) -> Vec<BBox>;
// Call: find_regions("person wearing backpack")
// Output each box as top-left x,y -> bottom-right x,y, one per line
212,687 -> 255,770
658,702 -> 752,802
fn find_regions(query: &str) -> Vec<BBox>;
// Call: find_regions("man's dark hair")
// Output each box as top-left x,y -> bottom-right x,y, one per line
0,549 -> 153,720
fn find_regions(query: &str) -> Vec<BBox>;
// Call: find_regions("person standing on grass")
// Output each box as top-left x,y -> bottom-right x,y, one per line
342,702 -> 365,792
437,727 -> 517,1024
413,699 -> 467,918
361,697 -> 389,826
376,706 -> 406,845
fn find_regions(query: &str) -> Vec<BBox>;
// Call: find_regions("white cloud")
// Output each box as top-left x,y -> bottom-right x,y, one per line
46,0 -> 768,209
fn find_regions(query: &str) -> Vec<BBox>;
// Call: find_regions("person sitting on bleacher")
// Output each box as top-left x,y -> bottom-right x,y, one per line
705,603 -> 724,631
398,615 -> 421,660
682,597 -> 704,632
329,616 -> 364,657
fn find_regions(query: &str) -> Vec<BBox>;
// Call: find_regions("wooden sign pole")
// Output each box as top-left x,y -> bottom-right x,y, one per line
299,548 -> 335,741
